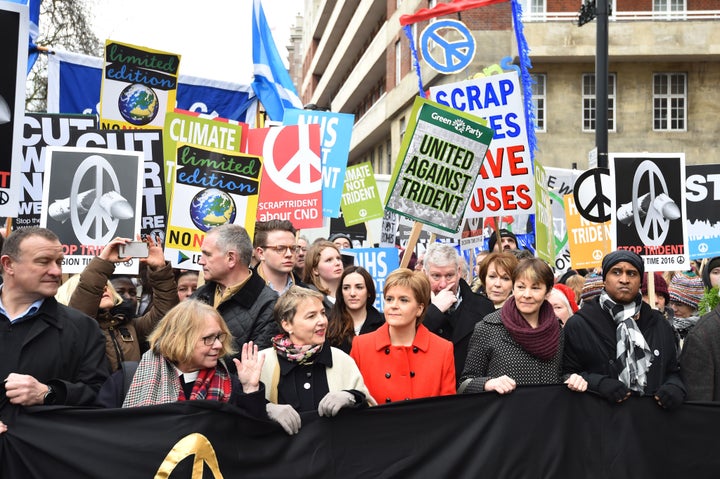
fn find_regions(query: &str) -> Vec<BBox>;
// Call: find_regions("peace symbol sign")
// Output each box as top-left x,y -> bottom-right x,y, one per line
420,19 -> 476,74
70,155 -> 122,244
262,124 -> 322,195
632,160 -> 671,246
573,168 -> 612,223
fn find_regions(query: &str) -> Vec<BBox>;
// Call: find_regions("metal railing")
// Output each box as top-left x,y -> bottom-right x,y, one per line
523,10 -> 720,22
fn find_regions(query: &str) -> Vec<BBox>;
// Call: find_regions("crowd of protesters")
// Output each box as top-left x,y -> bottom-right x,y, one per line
2,222 -> 720,436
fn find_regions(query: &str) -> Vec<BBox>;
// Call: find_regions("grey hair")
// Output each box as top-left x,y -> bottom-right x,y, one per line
423,243 -> 461,272
206,224 -> 253,267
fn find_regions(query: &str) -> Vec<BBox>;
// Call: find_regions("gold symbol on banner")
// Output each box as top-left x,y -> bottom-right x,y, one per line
154,433 -> 224,478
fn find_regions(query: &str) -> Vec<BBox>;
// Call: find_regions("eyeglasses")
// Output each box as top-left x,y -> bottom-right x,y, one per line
201,333 -> 227,346
262,245 -> 299,254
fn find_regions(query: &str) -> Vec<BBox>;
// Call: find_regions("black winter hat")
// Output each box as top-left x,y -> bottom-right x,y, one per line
488,229 -> 517,252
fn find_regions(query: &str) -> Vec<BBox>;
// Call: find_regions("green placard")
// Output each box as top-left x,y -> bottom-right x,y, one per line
385,97 -> 494,233
534,160 -> 555,265
340,162 -> 384,226
162,111 -> 245,210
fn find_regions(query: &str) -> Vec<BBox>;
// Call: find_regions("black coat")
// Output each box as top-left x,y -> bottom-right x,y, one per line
563,298 -> 685,396
335,306 -> 385,354
423,279 -> 495,379
0,298 -> 109,422
193,273 -> 279,352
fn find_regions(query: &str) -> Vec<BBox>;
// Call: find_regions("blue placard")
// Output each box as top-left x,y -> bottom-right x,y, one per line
346,247 -> 400,312
686,164 -> 720,260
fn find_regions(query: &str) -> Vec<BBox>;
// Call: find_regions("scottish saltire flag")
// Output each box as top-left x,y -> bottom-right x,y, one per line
8,0 -> 39,73
47,50 -> 255,121
252,0 -> 302,121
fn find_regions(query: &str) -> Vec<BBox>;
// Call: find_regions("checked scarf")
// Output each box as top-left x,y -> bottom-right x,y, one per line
599,290 -> 653,393
123,350 -> 232,407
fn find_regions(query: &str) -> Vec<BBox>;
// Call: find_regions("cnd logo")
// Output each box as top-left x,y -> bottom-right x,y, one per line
154,433 -> 224,478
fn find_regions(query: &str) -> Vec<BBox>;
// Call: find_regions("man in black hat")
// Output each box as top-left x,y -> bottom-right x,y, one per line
488,228 -> 518,252
562,250 -> 685,409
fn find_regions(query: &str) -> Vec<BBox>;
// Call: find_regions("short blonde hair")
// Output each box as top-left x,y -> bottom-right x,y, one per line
148,300 -> 236,364
274,286 -> 325,327
383,268 -> 431,325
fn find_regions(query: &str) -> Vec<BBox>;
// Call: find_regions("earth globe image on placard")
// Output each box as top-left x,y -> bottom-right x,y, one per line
118,83 -> 159,125
189,188 -> 237,232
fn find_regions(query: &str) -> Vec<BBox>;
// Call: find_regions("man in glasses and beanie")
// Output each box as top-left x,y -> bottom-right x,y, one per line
562,250 -> 685,410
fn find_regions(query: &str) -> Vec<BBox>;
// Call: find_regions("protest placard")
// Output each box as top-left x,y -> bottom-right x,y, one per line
385,97 -> 493,234
283,109 -> 354,218
72,129 -> 168,238
534,161 -> 554,266
430,71 -> 533,217
340,162 -> 384,227
685,164 -> 720,260
610,153 -> 688,272
164,144 -> 262,269
40,147 -> 143,274
544,166 -> 583,272
163,110 -> 246,209
0,2 -> 28,217
247,124 -> 323,229
564,193 -> 610,270
99,41 -> 180,130
17,113 -> 98,229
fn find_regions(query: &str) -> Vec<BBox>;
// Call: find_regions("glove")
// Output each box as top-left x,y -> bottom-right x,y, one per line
654,383 -> 685,410
318,391 -> 355,417
597,378 -> 631,403
266,403 -> 301,435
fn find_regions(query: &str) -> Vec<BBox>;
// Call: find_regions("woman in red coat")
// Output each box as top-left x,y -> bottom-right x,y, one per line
351,269 -> 456,404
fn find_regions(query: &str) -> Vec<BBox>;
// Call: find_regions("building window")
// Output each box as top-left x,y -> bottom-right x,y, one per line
386,139 -> 392,175
582,73 -> 616,132
522,0 -> 545,17
653,73 -> 686,131
395,40 -> 402,86
653,0 -> 685,15
530,73 -> 546,132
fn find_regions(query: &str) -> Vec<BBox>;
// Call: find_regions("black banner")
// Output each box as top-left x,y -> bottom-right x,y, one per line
1,386 -> 719,478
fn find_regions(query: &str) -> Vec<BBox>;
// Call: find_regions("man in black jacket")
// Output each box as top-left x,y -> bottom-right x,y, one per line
194,224 -> 279,353
0,228 -> 108,433
422,243 -> 494,379
563,250 -> 685,409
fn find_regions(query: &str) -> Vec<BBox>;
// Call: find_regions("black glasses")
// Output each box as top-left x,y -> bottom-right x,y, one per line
201,333 -> 227,346
263,245 -> 299,254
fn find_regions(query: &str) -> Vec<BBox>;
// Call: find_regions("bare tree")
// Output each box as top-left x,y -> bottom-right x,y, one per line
26,0 -> 101,112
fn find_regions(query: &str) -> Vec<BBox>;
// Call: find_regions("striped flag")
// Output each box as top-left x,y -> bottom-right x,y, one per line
251,0 -> 302,121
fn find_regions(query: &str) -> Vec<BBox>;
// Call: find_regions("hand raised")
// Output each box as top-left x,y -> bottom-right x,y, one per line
233,342 -> 264,393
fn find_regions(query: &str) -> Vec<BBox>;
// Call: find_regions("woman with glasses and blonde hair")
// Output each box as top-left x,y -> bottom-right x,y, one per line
120,300 -> 266,419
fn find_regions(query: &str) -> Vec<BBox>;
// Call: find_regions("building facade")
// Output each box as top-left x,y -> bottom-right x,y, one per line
291,0 -> 720,175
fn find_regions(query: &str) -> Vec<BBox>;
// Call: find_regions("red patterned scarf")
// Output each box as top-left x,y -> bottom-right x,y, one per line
183,366 -> 232,402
